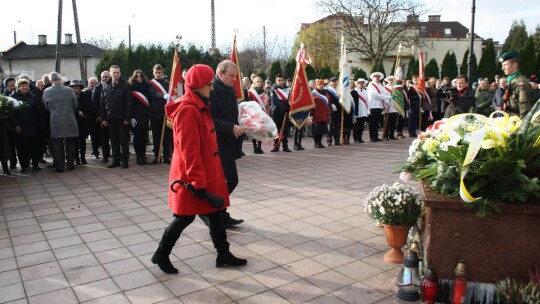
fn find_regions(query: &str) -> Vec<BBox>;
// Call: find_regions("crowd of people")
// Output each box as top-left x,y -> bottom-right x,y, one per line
1,51 -> 538,177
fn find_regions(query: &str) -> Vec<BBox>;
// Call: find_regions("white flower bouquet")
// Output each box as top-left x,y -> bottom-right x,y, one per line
238,101 -> 278,141
364,182 -> 424,226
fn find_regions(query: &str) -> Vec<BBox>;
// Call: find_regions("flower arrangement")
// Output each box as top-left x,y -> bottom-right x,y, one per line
364,182 -> 424,226
400,100 -> 540,217
0,95 -> 25,118
238,101 -> 278,141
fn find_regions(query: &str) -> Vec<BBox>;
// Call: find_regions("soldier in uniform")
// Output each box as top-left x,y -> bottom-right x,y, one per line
500,51 -> 534,118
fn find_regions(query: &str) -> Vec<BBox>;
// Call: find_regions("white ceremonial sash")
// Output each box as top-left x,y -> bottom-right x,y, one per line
149,79 -> 167,95
248,88 -> 266,111
132,91 -> 150,107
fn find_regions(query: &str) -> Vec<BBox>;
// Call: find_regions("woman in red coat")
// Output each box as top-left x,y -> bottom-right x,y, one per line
151,64 -> 247,274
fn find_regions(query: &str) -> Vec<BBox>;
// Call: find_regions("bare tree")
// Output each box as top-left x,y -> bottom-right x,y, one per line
85,36 -> 114,50
316,0 -> 426,65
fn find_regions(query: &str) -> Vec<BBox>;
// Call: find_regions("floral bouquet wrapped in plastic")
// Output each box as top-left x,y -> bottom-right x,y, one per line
238,101 -> 278,141
0,95 -> 25,118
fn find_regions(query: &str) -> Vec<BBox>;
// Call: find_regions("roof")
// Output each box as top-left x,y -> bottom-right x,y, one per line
1,41 -> 105,59
419,21 -> 481,39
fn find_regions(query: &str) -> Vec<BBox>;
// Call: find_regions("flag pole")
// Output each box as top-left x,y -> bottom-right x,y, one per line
158,35 -> 181,163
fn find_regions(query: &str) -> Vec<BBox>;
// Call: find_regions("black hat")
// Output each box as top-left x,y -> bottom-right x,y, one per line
329,76 -> 338,82
68,79 -> 84,88
499,51 -> 519,63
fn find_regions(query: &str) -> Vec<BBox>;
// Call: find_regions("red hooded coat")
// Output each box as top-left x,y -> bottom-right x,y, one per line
165,89 -> 230,215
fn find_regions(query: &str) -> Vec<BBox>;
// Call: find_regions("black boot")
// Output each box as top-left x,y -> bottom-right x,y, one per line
151,229 -> 179,274
2,162 -> 11,175
151,248 -> 178,274
282,144 -> 292,152
256,142 -> 263,154
216,251 -> 247,268
136,155 -> 143,165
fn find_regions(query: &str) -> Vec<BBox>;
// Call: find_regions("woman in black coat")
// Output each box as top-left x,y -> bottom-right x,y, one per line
129,70 -> 151,165
9,79 -> 42,172
70,80 -> 93,164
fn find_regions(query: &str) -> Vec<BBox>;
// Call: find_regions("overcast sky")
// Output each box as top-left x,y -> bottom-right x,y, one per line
1,0 -> 539,53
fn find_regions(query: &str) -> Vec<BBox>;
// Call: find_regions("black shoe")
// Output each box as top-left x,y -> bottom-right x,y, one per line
75,159 -> 81,165
254,149 -> 264,154
240,151 -> 246,157
67,164 -> 75,171
10,164 -> 16,169
81,158 -> 87,164
141,157 -> 148,165
108,162 -> 120,168
294,145 -> 301,151
19,167 -> 28,173
39,159 -> 47,164
55,168 -> 65,173
270,147 -> 279,152
47,163 -> 57,168
122,163 -> 129,169
136,157 -> 143,165
298,145 -> 305,150
32,166 -> 42,172
327,142 -> 332,146
92,154 -> 100,159
163,159 -> 171,164
216,251 -> 247,268
101,157 -> 109,163
226,217 -> 244,228
151,250 -> 178,274
150,158 -> 159,164
282,146 -> 292,152
314,143 -> 325,148
409,134 -> 418,138
2,163 -> 11,175
389,137 -> 398,140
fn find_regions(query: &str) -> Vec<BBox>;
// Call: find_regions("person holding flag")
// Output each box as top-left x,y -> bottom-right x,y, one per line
311,79 -> 331,148
270,74 -> 292,152
148,64 -> 171,164
128,70 -> 151,165
351,78 -> 369,143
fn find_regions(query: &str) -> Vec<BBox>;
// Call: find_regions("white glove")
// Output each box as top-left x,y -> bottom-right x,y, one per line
331,104 -> 337,111
130,118 -> 137,128
163,94 -> 169,101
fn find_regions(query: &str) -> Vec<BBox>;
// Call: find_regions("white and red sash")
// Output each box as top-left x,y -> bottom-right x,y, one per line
311,90 -> 330,111
248,88 -> 267,112
273,87 -> 289,101
149,79 -> 167,95
384,86 -> 392,94
370,82 -> 382,94
357,91 -> 368,108
132,91 -> 149,107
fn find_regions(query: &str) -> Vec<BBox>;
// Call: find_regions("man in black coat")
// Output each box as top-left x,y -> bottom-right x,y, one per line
148,64 -> 172,164
92,71 -> 111,161
100,65 -> 133,168
203,59 -> 244,228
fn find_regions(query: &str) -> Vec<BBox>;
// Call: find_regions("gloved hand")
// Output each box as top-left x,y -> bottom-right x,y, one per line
130,118 -> 137,128
163,94 -> 169,101
331,104 -> 337,111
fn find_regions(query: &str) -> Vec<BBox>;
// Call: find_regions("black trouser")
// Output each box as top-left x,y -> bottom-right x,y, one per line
369,108 -> 383,140
329,117 -> 341,144
408,107 -> 419,136
101,125 -> 111,159
353,117 -> 366,142
76,134 -> 88,160
90,120 -> 101,156
150,116 -> 171,161
108,119 -> 130,163
294,127 -> 304,147
8,131 -> 17,167
51,137 -> 77,170
397,114 -> 405,135
383,113 -> 398,139
15,135 -> 41,168
132,127 -> 148,158
160,209 -> 228,255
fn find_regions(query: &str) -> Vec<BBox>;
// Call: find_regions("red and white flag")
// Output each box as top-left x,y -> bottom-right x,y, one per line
230,36 -> 244,102
168,47 -> 184,103
289,43 -> 315,129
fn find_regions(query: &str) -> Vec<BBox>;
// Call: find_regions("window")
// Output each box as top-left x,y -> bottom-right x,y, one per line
444,28 -> 452,35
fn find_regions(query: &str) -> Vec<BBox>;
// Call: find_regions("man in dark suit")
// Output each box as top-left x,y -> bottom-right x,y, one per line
202,60 -> 244,228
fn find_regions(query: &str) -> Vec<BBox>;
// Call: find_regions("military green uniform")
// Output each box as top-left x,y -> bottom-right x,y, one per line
507,73 -> 533,118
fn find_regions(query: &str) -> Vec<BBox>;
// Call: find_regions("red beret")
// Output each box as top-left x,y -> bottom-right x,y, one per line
185,64 -> 214,90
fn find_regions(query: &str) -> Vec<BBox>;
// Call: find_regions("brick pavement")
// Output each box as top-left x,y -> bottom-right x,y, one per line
0,136 -> 420,304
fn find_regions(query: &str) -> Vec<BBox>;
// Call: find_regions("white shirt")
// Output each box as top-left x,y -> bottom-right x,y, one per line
367,81 -> 389,109
354,88 -> 370,117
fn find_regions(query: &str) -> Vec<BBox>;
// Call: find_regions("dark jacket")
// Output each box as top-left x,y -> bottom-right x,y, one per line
444,87 -> 476,118
100,77 -> 133,121
76,91 -> 93,137
210,76 -> 241,162
9,90 -> 41,137
92,83 -> 104,117
130,81 -> 150,129
148,78 -> 169,119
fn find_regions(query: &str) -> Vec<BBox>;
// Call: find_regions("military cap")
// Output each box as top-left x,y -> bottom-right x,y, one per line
499,51 -> 519,63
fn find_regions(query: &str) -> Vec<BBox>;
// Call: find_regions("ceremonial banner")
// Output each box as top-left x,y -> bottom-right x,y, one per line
230,36 -> 244,102
288,44 -> 315,129
338,34 -> 353,113
392,66 -> 406,118
168,47 -> 184,103
165,47 -> 184,129
417,50 -> 431,105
